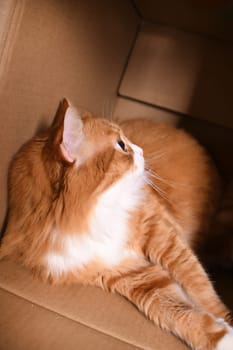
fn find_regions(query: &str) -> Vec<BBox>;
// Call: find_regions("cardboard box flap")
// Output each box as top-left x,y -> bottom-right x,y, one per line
120,23 -> 233,129
0,259 -> 188,350
135,0 -> 233,42
0,288 -> 140,350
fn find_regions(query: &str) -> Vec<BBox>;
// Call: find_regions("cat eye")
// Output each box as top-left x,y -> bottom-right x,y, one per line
117,140 -> 127,152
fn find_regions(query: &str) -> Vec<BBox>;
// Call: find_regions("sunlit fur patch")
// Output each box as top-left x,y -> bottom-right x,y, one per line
46,168 -> 145,277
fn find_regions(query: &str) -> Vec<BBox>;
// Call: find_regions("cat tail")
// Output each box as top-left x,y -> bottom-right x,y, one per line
102,263 -> 233,350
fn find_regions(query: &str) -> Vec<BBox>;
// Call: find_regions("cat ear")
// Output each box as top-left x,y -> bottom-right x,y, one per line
60,105 -> 84,163
52,98 -> 70,129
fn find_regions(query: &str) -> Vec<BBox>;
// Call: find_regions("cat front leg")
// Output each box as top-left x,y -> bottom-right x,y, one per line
144,226 -> 231,323
103,263 -> 232,350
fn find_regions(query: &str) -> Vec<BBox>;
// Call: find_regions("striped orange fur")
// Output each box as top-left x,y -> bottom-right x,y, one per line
1,99 -> 232,350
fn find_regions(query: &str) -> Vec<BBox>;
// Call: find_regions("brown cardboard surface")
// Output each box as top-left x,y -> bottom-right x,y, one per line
120,23 -> 233,129
135,0 -> 233,41
1,1 -> 233,350
114,97 -> 233,178
0,287 -> 140,350
0,259 -> 188,350
114,97 -> 180,125
0,0 -> 25,87
0,0 -> 138,228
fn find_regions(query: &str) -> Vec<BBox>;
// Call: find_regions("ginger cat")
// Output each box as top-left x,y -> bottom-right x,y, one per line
1,99 -> 233,350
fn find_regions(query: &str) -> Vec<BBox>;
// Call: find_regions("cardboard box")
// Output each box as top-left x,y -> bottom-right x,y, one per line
0,1 -> 232,349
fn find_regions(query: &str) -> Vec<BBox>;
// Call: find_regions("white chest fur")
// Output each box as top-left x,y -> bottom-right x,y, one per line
45,172 -> 145,277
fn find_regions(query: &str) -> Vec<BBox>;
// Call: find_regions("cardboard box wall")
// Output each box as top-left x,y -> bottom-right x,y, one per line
0,1 -> 232,349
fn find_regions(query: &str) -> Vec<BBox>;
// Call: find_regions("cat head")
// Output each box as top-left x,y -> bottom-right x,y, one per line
53,99 -> 144,176
48,99 -> 145,196
1,99 -> 145,262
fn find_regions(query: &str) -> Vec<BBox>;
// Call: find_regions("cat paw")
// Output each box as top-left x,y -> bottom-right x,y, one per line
215,326 -> 233,350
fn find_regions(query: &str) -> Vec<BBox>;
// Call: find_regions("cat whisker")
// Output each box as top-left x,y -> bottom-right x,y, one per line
145,166 -> 187,189
108,99 -> 114,122
146,151 -> 166,162
102,100 -> 107,119
144,175 -> 172,204
145,168 -> 175,189
146,179 -> 167,197
102,98 -> 115,121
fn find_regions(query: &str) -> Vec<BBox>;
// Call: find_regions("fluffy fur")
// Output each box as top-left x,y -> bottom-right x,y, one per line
1,99 -> 233,350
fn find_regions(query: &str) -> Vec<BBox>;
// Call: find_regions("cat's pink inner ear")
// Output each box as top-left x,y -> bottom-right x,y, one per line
60,106 -> 83,163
